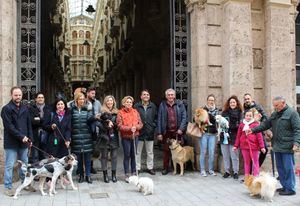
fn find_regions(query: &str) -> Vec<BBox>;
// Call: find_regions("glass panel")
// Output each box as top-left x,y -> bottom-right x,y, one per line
68,0 -> 98,18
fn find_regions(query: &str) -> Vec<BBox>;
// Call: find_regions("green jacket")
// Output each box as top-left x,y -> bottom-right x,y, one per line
252,105 -> 300,153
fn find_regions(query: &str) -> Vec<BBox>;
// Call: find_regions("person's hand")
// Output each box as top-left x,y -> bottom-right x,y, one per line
232,146 -> 237,152
65,141 -> 70,148
22,136 -> 29,143
261,148 -> 266,154
293,145 -> 299,152
177,129 -> 183,135
51,124 -> 57,130
108,120 -> 114,128
131,126 -> 136,133
245,129 -> 252,135
95,113 -> 101,120
157,134 -> 163,141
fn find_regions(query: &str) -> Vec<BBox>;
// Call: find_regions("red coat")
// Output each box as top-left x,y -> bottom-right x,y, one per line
234,121 -> 264,151
116,107 -> 143,139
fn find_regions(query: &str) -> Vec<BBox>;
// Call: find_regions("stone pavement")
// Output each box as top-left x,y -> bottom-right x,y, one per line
1,146 -> 300,206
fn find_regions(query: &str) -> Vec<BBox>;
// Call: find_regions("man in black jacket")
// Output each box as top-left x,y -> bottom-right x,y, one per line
28,92 -> 51,163
134,90 -> 157,175
1,87 -> 34,196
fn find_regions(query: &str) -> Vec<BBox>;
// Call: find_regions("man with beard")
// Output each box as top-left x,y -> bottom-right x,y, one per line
1,87 -> 34,196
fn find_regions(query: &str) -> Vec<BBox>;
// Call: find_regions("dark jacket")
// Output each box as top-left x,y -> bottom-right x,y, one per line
134,101 -> 157,141
157,100 -> 187,135
1,100 -> 33,149
252,105 -> 300,153
28,104 -> 52,144
44,111 -> 72,158
204,105 -> 218,134
244,101 -> 268,122
71,105 -> 94,153
96,112 -> 119,150
222,108 -> 243,145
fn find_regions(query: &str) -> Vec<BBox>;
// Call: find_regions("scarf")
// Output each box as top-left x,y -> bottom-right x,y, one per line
56,110 -> 65,122
242,118 -> 254,131
37,103 -> 45,118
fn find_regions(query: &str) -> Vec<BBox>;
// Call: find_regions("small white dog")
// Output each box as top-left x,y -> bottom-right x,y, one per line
215,115 -> 230,144
128,175 -> 154,195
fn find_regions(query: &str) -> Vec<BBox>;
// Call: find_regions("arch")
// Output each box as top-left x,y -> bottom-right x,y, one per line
72,30 -> 77,39
86,31 -> 91,39
79,30 -> 84,38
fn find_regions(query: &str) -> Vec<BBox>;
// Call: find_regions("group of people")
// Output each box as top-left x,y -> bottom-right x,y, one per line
1,86 -> 300,197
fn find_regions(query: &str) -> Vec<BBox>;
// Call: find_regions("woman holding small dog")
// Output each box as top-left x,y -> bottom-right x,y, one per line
221,95 -> 243,179
233,109 -> 266,177
97,95 -> 119,183
117,96 -> 143,183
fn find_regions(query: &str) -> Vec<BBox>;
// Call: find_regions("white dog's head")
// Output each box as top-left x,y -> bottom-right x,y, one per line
128,175 -> 139,186
216,115 -> 229,129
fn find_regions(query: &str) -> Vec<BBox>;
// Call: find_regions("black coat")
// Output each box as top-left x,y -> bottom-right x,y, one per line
28,104 -> 52,145
134,102 -> 157,141
44,111 -> 72,158
204,106 -> 219,134
221,108 -> 243,145
1,101 -> 33,149
71,106 -> 94,153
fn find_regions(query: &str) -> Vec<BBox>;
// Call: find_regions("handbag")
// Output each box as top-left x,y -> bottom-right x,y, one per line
186,122 -> 202,139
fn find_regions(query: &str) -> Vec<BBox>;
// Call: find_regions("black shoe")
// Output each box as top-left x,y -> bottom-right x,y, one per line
276,188 -> 285,192
78,175 -> 84,183
162,169 -> 169,175
147,169 -> 156,175
279,190 -> 296,196
223,172 -> 230,178
112,170 -> 117,183
103,170 -> 109,183
233,173 -> 238,180
91,167 -> 97,174
85,176 -> 93,184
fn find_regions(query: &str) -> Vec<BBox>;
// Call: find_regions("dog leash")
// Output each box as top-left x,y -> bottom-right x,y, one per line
26,139 -> 53,158
132,131 -> 138,177
54,126 -> 71,155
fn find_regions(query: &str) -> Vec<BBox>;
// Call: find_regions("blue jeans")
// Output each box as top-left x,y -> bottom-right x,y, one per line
122,138 -> 138,175
199,133 -> 216,172
275,152 -> 296,192
76,152 -> 91,177
4,148 -> 28,189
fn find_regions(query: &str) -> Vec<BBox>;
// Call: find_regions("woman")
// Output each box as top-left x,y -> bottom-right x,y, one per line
117,96 -> 143,182
97,95 -> 119,183
71,92 -> 94,183
221,95 -> 243,179
45,98 -> 71,158
199,94 -> 219,177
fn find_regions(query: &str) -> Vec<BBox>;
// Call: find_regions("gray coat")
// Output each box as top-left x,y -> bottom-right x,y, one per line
252,105 -> 300,153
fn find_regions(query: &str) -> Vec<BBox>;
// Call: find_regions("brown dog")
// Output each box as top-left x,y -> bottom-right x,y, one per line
194,108 -> 210,133
169,139 -> 194,176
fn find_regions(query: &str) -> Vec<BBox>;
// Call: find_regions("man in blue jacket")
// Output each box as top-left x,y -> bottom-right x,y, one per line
1,87 -> 34,196
157,88 -> 187,175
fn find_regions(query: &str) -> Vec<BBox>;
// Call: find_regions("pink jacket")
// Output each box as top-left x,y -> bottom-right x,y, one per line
234,121 -> 265,151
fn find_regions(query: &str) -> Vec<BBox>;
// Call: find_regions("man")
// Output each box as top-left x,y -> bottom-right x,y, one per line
86,87 -> 102,174
1,87 -> 35,196
28,92 -> 51,163
243,93 -> 269,167
157,88 -> 187,175
247,96 -> 300,196
134,90 -> 157,175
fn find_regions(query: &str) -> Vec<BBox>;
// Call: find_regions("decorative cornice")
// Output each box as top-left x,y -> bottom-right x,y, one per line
185,0 -> 207,13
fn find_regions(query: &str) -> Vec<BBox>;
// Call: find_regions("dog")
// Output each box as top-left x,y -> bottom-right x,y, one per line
194,108 -> 210,133
215,115 -> 229,144
244,172 -> 277,202
128,175 -> 154,195
169,139 -> 194,176
13,154 -> 78,199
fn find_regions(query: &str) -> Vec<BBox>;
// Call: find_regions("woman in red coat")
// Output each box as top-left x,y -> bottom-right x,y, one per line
117,96 -> 143,182
233,109 -> 266,176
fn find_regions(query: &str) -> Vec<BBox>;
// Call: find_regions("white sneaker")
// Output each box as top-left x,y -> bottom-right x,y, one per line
209,170 -> 217,176
200,171 -> 207,177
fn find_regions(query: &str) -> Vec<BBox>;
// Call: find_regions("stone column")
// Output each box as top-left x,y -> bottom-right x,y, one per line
186,0 -> 208,111
222,0 -> 253,102
264,0 -> 294,113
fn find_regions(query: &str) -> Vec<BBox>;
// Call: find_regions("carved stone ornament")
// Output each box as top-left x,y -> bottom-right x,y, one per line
185,0 -> 207,12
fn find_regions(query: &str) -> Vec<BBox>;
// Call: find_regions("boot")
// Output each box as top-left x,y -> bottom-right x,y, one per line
103,170 -> 109,183
112,170 -> 117,183
85,176 -> 92,184
78,175 -> 84,183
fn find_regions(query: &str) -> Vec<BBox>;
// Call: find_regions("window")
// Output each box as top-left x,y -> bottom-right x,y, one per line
86,31 -> 91,39
79,45 -> 84,55
72,45 -> 77,55
73,65 -> 77,76
86,45 -> 91,56
72,31 -> 77,39
79,30 -> 84,38
86,65 -> 90,76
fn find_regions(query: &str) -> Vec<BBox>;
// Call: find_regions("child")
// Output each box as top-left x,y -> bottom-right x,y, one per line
233,109 -> 266,176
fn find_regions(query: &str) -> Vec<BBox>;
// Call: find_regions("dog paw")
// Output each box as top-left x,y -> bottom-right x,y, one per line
13,196 -> 18,200
49,193 -> 54,197
179,174 -> 183,176
173,172 -> 176,175
72,187 -> 78,190
53,191 -> 58,194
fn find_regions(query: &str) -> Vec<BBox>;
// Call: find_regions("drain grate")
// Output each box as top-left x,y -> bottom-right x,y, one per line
90,192 -> 109,199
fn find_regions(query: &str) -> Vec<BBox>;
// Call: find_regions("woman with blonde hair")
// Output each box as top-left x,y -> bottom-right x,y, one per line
97,95 -> 119,183
117,96 -> 143,182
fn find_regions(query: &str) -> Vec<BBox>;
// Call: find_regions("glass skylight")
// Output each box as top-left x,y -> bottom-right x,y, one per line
68,0 -> 97,18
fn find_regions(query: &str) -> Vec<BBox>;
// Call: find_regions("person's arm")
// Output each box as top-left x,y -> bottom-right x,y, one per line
116,113 -> 131,132
157,104 -> 163,135
65,116 -> 72,141
178,103 -> 187,132
27,110 -> 33,140
256,131 -> 265,149
135,111 -> 143,130
251,117 -> 272,133
290,111 -> 300,148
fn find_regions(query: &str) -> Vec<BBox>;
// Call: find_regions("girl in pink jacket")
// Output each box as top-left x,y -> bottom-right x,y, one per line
233,109 -> 266,176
